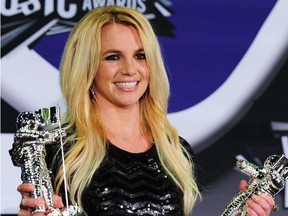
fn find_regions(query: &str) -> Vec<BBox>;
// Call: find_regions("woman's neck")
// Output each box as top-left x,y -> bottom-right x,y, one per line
99,103 -> 152,153
100,103 -> 140,134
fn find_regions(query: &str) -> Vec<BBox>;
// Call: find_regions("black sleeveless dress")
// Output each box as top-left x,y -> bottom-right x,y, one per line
46,138 -> 193,216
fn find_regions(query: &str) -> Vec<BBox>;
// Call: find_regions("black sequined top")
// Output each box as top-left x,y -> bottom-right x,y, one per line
46,138 -> 193,216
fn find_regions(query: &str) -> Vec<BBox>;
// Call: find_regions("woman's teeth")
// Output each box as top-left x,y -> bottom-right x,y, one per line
115,82 -> 137,88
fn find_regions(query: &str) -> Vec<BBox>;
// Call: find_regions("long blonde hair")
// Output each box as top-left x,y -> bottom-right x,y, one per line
56,5 -> 200,215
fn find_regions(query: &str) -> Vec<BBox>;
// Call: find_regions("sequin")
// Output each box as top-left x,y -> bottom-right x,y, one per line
81,144 -> 184,215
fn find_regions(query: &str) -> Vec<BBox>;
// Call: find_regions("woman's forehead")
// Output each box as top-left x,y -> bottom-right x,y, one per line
100,24 -> 143,51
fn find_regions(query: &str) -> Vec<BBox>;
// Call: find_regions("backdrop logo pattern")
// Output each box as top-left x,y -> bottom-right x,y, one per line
1,0 -> 175,57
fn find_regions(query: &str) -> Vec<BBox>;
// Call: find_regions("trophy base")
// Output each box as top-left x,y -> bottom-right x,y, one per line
46,205 -> 82,216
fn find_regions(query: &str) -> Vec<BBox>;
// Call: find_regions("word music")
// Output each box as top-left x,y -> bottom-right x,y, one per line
1,0 -> 147,18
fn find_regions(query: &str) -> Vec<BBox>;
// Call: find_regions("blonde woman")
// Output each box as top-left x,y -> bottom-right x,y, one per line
17,5 -> 274,216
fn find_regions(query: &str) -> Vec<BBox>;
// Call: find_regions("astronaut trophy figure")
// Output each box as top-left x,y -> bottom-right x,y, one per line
9,107 -> 82,216
220,154 -> 288,216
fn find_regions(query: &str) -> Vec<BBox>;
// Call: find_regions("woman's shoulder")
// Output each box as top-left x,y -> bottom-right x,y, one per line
179,136 -> 194,158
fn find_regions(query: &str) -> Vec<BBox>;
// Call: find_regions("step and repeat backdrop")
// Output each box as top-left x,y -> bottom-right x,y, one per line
1,0 -> 288,214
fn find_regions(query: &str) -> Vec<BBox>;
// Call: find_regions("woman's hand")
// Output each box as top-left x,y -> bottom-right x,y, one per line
17,183 -> 64,216
239,180 -> 275,216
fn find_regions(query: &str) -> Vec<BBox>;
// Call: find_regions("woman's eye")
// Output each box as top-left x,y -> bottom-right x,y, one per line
105,55 -> 119,61
135,53 -> 146,60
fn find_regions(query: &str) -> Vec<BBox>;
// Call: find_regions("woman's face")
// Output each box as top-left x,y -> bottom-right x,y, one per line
93,23 -> 149,108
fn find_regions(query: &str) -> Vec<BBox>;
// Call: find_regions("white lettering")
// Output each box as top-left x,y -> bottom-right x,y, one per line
1,0 -> 22,16
1,0 -> 41,16
116,0 -> 126,7
82,0 -> 93,10
21,0 -> 41,16
106,0 -> 115,6
92,0 -> 106,8
126,0 -> 132,8
1,0 -> 149,21
126,0 -> 140,10
137,0 -> 146,13
57,0 -> 77,18
44,0 -> 55,16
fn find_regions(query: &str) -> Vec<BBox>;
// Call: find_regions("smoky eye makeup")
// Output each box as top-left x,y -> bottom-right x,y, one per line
104,54 -> 120,61
135,52 -> 146,60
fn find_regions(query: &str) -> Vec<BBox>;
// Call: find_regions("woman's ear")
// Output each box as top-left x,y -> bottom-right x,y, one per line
89,86 -> 96,100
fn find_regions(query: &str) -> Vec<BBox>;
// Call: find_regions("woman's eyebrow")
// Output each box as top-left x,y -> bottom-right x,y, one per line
102,49 -> 121,55
136,48 -> 145,53
102,48 -> 144,55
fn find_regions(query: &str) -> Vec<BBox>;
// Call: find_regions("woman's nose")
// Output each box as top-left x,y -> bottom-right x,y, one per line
120,59 -> 137,76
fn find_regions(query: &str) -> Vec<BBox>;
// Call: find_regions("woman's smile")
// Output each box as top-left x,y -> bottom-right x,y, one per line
114,81 -> 139,90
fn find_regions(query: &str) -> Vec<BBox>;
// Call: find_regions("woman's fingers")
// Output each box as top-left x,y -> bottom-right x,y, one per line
238,180 -> 275,215
18,209 -> 47,216
18,198 -> 47,216
17,183 -> 34,198
53,195 -> 64,209
20,197 -> 46,209
239,180 -> 248,191
17,183 -> 65,215
245,193 -> 275,216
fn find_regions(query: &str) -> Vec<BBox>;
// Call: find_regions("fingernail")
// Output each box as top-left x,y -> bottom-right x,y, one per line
252,194 -> 259,200
246,200 -> 252,206
260,192 -> 270,197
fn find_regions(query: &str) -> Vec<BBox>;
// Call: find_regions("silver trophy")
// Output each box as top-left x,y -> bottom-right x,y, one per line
9,106 -> 82,216
220,154 -> 288,216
